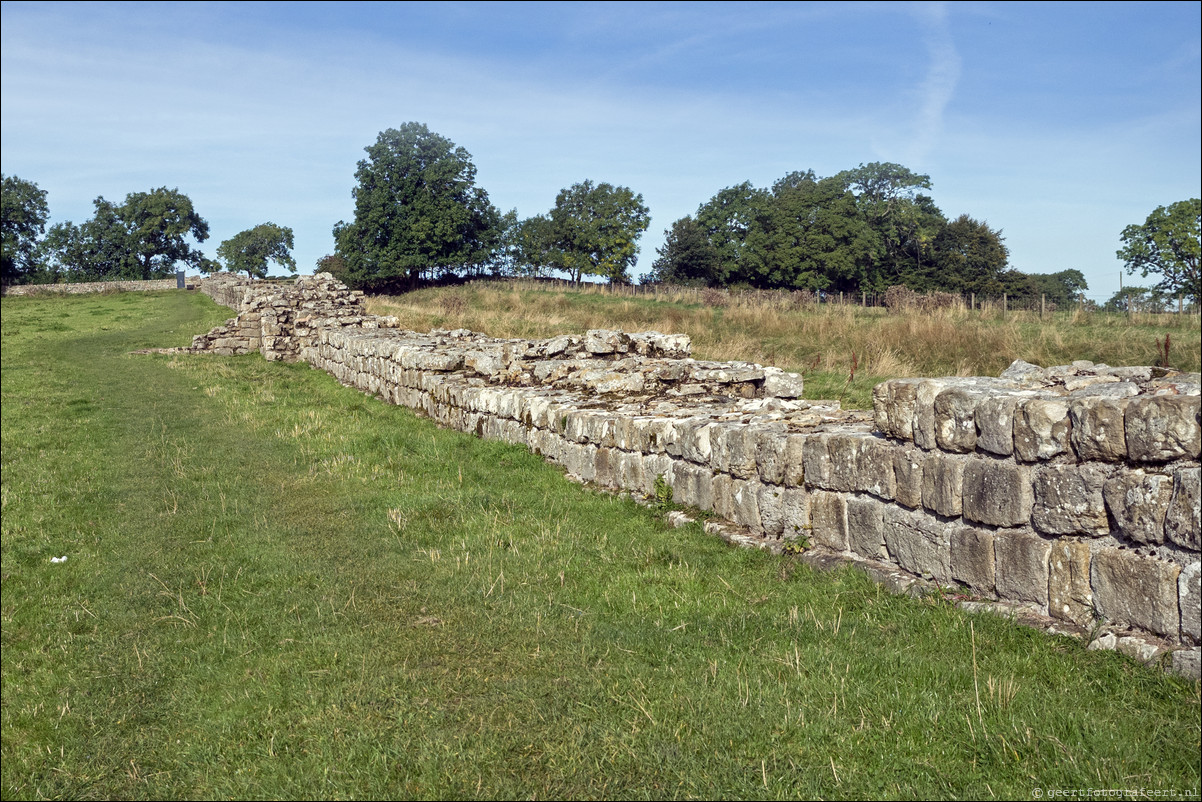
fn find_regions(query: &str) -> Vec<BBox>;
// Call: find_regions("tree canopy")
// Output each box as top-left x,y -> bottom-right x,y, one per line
333,123 -> 502,291
650,164 -> 1014,297
36,188 -> 211,283
216,223 -> 297,278
545,181 -> 650,284
1117,199 -> 1201,304
1,175 -> 50,284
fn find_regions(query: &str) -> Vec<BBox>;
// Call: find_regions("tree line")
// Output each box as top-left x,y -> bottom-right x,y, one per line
0,179 -> 296,284
3,123 -> 1198,305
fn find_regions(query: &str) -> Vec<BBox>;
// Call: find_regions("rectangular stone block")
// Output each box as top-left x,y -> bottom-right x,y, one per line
873,379 -> 921,442
1166,467 -> 1201,550
1032,464 -> 1109,537
809,490 -> 848,551
1048,540 -> 1093,627
1103,472 -> 1174,545
731,479 -> 763,533
993,530 -> 1051,608
912,379 -> 949,450
1125,395 -> 1201,463
893,446 -> 924,509
975,396 -> 1023,457
1013,399 -> 1073,462
780,488 -> 810,541
1180,562 -> 1201,642
758,483 -> 785,537
781,434 -> 807,488
678,418 -> 715,466
950,526 -> 995,596
711,423 -> 757,479
751,423 -> 790,485
847,495 -> 888,559
962,459 -> 1033,528
921,452 -> 964,518
712,472 -> 735,522
933,388 -> 983,453
882,505 -> 951,582
1069,396 -> 1129,462
802,432 -> 834,489
1091,547 -> 1182,639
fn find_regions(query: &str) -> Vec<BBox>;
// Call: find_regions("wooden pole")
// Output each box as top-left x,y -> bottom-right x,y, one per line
1041,293 -> 1045,319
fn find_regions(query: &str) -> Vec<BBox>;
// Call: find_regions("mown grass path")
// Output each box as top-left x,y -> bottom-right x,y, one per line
2,291 -> 1199,799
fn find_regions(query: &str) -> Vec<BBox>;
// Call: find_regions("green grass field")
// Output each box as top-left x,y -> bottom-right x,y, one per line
2,290 -> 1199,799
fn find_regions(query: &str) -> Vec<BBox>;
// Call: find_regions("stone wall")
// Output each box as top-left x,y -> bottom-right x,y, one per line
193,273 -> 1201,674
2,277 -> 194,296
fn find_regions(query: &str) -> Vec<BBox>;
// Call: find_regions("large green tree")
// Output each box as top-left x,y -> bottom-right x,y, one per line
649,216 -> 723,286
38,189 -> 210,282
333,123 -> 502,291
930,215 -> 1009,295
216,223 -> 297,278
543,180 -> 650,284
1,174 -> 50,284
694,182 -> 772,286
120,187 -> 210,279
1117,199 -> 1201,304
743,175 -> 878,291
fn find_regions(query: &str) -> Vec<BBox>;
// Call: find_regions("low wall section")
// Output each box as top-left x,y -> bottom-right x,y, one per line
196,273 -> 1201,672
2,277 -> 192,296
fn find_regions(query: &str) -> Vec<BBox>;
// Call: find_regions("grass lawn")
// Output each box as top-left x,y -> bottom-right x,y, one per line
2,290 -> 1199,799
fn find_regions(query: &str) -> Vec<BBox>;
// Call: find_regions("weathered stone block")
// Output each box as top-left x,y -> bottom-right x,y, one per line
678,418 -> 715,466
912,379 -> 949,450
730,479 -> 763,533
809,490 -> 848,551
1069,396 -> 1129,462
855,437 -> 897,500
975,396 -> 1023,457
758,483 -> 785,537
962,459 -> 1033,528
1125,395 -> 1201,463
673,462 -> 714,511
994,530 -> 1051,608
1048,540 -> 1094,627
1091,547 -> 1181,639
873,379 -> 920,442
933,388 -> 981,453
882,505 -> 951,581
1166,467 -> 1201,550
921,452 -> 964,518
847,495 -> 888,560
712,472 -> 735,522
802,433 -> 834,489
1013,399 -> 1072,462
893,446 -> 924,509
712,423 -> 757,479
1179,562 -> 1201,643
1031,464 -> 1109,536
950,526 -> 995,595
750,423 -> 789,485
762,367 -> 805,398
780,488 -> 810,541
781,434 -> 807,488
1103,472 -> 1174,545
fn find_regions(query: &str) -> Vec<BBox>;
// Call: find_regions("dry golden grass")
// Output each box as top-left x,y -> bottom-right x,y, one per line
366,282 -> 1201,407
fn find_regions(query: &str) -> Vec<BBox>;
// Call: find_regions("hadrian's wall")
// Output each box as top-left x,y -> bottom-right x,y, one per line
194,273 -> 1202,675
1,277 -> 192,296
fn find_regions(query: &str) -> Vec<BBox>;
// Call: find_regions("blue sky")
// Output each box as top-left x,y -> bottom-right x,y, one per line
2,1 -> 1199,300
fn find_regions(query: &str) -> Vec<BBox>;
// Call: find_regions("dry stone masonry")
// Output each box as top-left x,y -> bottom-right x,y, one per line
193,273 -> 1202,676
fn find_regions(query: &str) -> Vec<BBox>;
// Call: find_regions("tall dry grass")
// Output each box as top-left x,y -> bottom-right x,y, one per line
366,283 -> 1201,407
